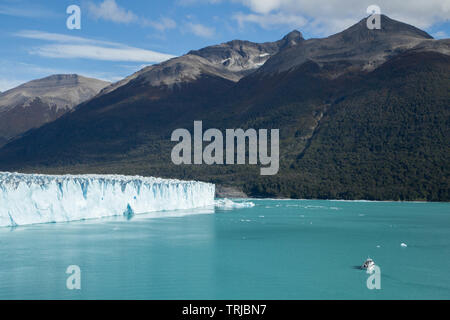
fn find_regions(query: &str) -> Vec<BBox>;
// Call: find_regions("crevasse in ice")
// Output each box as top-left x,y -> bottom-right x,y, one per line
0,172 -> 215,227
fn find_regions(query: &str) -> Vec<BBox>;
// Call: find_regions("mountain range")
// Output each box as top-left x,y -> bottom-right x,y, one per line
0,74 -> 109,147
0,15 -> 448,201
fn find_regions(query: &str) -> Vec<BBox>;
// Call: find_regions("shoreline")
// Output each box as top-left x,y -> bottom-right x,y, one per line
215,197 -> 448,204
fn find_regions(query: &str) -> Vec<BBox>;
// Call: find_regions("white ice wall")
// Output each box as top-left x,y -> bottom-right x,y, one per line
0,172 -> 215,227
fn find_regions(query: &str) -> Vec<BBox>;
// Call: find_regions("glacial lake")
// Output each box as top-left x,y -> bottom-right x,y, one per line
0,199 -> 449,299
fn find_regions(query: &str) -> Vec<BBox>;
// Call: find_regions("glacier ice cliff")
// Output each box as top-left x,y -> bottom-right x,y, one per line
0,172 -> 215,227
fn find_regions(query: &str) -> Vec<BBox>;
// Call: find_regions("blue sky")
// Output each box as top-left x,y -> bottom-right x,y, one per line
0,0 -> 449,91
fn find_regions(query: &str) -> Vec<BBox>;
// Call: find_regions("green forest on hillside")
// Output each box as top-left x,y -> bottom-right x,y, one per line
2,52 -> 449,201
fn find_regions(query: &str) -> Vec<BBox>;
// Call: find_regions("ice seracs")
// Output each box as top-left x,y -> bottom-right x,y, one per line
0,172 -> 215,227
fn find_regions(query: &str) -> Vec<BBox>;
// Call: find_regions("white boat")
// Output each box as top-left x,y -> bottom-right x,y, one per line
361,258 -> 375,271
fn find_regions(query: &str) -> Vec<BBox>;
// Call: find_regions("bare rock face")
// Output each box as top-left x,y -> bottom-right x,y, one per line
215,185 -> 248,199
0,15 -> 448,202
411,39 -> 450,56
0,74 -> 109,146
98,14 -> 448,95
188,30 -> 304,76
258,15 -> 443,76
99,31 -> 305,94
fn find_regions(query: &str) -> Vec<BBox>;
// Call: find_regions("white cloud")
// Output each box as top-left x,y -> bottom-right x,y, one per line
15,30 -> 176,63
143,17 -> 177,31
433,31 -> 448,39
185,22 -> 215,37
231,0 -> 450,36
177,0 -> 223,5
239,0 -> 284,14
32,44 -> 174,63
0,5 -> 58,18
87,0 -> 177,32
234,12 -> 307,29
14,30 -> 117,46
87,0 -> 137,24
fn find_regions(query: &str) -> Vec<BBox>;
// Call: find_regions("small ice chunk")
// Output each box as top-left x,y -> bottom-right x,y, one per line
215,199 -> 255,209
401,243 -> 408,248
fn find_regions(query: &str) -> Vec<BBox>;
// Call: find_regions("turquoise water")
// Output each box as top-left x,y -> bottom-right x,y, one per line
0,200 -> 449,300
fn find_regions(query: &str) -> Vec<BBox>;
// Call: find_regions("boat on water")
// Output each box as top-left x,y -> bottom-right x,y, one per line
361,258 -> 375,271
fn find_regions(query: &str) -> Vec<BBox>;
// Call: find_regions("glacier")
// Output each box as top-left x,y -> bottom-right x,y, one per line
0,172 -> 215,227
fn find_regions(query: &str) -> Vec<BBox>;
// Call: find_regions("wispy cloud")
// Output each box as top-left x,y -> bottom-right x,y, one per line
433,31 -> 448,39
234,12 -> 307,30
231,0 -> 450,36
32,44 -> 175,63
177,0 -> 223,5
87,0 -> 137,24
185,22 -> 215,38
143,17 -> 177,31
15,30 -> 176,63
87,0 -> 177,31
14,30 -> 116,46
0,4 -> 58,18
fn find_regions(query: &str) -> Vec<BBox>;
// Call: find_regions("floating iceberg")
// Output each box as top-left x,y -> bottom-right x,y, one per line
0,172 -> 215,227
215,198 -> 255,209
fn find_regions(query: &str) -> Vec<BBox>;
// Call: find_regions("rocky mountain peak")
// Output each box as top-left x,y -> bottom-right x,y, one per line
0,74 -> 110,146
279,30 -> 304,48
337,14 -> 433,43
10,74 -> 107,94
258,15 -> 441,75
101,32 -> 305,93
